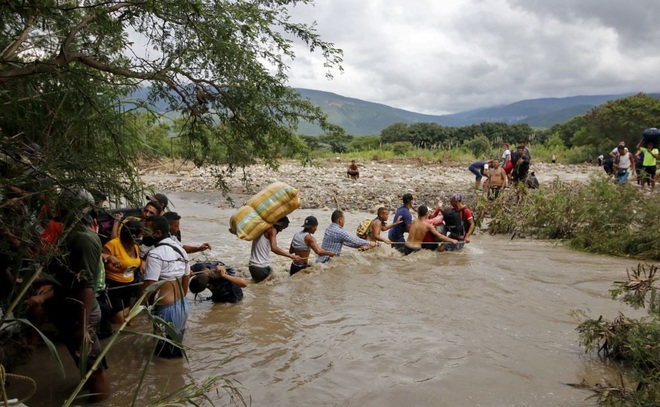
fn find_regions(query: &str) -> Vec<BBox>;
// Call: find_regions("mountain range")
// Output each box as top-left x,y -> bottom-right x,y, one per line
294,88 -> 660,136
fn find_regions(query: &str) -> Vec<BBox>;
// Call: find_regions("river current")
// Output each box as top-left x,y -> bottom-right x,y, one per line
18,190 -> 643,406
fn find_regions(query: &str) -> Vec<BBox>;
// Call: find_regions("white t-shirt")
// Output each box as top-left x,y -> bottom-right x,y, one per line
144,237 -> 190,282
502,149 -> 511,161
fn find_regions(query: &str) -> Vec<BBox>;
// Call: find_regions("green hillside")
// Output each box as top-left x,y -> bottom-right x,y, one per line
294,89 -> 660,136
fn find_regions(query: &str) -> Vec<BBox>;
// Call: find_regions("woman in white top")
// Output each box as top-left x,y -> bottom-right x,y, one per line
614,144 -> 636,185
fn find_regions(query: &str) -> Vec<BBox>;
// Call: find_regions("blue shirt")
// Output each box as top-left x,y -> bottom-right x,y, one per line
316,223 -> 369,263
388,206 -> 412,242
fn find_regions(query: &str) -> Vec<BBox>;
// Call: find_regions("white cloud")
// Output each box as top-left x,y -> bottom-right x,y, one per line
286,0 -> 660,114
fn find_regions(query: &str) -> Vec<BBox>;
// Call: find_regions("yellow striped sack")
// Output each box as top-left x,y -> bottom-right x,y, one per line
229,182 -> 300,240
245,182 -> 300,224
229,205 -> 271,241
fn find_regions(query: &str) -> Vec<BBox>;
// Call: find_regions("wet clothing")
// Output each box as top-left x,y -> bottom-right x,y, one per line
249,233 -> 274,282
388,206 -> 412,247
403,245 -> 421,256
191,262 -> 244,303
144,237 -> 189,358
289,230 -> 312,275
316,223 -> 369,263
153,299 -> 189,358
248,264 -> 272,283
290,230 -> 310,251
249,234 -> 271,268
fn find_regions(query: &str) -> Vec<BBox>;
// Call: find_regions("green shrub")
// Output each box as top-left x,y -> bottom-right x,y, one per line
391,141 -> 414,155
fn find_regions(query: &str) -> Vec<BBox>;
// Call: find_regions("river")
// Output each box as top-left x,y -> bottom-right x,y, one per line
16,191 -> 643,406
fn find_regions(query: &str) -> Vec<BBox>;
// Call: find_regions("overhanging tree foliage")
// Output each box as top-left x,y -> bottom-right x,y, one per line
0,1 -> 344,391
1,0 -> 344,176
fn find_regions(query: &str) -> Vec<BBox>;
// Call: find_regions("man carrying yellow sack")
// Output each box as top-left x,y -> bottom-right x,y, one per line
249,216 -> 303,283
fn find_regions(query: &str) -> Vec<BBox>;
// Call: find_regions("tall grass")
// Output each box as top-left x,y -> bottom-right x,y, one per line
311,147 -> 479,163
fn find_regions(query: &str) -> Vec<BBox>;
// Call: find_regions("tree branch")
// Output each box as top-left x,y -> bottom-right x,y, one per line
0,13 -> 37,64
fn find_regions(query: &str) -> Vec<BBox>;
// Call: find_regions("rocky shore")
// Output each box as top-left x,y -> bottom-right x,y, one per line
141,158 -> 602,212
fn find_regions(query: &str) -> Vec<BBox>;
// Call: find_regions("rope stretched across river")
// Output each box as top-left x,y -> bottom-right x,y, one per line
0,364 -> 37,405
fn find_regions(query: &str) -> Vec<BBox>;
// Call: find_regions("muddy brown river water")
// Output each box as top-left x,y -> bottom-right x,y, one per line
17,190 -> 644,406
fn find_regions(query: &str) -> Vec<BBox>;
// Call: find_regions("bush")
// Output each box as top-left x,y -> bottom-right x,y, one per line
391,141 -> 414,155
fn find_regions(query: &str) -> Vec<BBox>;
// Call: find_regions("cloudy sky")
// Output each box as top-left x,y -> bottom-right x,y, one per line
285,0 -> 660,115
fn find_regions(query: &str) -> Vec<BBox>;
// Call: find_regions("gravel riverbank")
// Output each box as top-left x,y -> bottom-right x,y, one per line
140,158 -> 602,212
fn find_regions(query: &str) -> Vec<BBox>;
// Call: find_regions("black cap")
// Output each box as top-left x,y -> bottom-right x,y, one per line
403,193 -> 413,203
302,216 -> 318,228
146,193 -> 169,210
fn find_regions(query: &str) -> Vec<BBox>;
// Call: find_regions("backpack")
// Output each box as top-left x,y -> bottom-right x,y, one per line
191,261 -> 243,303
356,217 -> 377,239
442,208 -> 469,237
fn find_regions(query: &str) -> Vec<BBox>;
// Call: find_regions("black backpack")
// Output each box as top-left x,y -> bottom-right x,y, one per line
191,261 -> 244,303
443,208 -> 469,237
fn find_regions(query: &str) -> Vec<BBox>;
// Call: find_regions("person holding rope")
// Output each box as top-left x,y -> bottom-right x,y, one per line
316,210 -> 375,263
141,215 -> 190,358
102,219 -> 144,324
248,216 -> 302,283
388,193 -> 414,252
288,216 -> 336,275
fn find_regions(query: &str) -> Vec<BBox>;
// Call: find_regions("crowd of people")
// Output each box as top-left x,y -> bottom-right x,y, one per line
602,137 -> 658,189
1,169 -> 478,403
467,141 -> 538,200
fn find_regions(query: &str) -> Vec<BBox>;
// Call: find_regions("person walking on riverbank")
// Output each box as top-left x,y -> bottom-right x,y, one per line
613,144 -> 636,186
249,216 -> 302,282
317,210 -> 374,263
388,193 -> 414,252
511,145 -> 530,185
468,161 -> 487,191
487,159 -> 507,199
289,216 -> 335,275
637,140 -> 658,191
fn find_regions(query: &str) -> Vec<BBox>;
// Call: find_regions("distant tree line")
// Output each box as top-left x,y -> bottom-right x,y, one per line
135,93 -> 660,164
293,93 -> 660,163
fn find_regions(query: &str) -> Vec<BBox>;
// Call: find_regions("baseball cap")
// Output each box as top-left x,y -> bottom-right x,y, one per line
146,193 -> 169,210
302,216 -> 318,228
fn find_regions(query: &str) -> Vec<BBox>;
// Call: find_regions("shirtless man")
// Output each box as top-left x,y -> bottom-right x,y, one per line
366,207 -> 402,245
288,216 -> 336,275
403,205 -> 458,255
487,159 -> 508,199
347,160 -> 359,179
